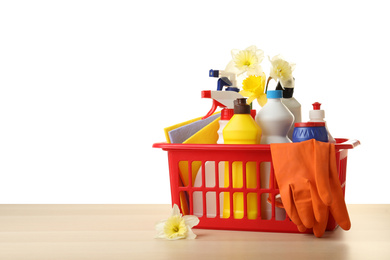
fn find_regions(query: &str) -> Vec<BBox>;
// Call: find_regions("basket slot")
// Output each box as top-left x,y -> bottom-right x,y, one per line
339,157 -> 348,196
193,161 -> 226,217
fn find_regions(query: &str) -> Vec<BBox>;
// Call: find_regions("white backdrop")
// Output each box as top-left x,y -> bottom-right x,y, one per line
0,0 -> 388,204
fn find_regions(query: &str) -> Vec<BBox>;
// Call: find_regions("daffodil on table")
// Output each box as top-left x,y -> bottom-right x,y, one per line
155,204 -> 200,240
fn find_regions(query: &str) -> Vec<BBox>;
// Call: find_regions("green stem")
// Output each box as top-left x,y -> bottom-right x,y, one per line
265,77 -> 273,94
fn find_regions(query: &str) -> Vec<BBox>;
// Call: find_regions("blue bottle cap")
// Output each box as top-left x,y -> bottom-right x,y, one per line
266,90 -> 283,99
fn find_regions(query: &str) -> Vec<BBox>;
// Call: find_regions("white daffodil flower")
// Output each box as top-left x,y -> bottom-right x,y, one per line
155,204 -> 200,240
231,45 -> 264,75
268,54 -> 296,88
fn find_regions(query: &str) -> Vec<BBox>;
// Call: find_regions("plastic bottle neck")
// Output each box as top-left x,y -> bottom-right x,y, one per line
309,110 -> 325,121
221,108 -> 234,121
275,83 -> 294,98
267,98 -> 282,103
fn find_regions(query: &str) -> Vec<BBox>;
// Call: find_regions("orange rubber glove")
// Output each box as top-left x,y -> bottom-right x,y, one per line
270,139 -> 351,237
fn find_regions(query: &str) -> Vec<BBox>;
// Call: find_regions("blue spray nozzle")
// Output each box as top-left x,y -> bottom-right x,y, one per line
209,69 -> 219,77
225,86 -> 240,92
217,77 -> 232,91
210,69 -> 241,92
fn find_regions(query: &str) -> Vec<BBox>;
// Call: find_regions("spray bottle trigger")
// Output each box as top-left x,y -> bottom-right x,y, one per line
202,100 -> 225,120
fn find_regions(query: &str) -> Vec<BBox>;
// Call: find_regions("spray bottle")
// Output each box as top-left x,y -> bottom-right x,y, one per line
193,90 -> 241,217
275,79 -> 301,140
201,90 -> 242,143
193,69 -> 246,217
222,98 -> 262,220
309,102 -> 336,143
202,69 -> 256,141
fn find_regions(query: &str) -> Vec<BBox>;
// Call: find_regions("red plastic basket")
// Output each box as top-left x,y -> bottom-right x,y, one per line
153,138 -> 360,234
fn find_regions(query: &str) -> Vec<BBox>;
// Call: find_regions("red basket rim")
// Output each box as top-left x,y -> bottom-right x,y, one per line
153,138 -> 360,151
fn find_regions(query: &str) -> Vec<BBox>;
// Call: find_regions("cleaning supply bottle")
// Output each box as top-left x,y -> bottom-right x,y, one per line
256,90 -> 294,144
309,102 -> 336,143
223,98 -> 261,144
222,98 -> 261,220
292,122 -> 329,143
275,79 -> 301,140
255,90 -> 294,220
193,90 -> 241,217
201,90 -> 258,142
193,69 -> 245,218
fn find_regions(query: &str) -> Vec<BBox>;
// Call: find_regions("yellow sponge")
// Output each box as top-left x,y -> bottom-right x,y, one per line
183,117 -> 220,144
164,116 -> 204,143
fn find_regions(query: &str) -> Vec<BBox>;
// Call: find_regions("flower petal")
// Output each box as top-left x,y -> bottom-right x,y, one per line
247,65 -> 264,76
247,95 -> 256,104
290,63 -> 296,72
155,221 -> 167,238
231,49 -> 240,59
168,234 -> 186,240
239,90 -> 252,97
257,94 -> 268,107
171,204 -> 181,217
185,226 -> 197,239
245,45 -> 257,52
183,215 -> 200,228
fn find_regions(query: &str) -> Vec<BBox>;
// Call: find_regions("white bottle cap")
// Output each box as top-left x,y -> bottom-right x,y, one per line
309,102 -> 325,121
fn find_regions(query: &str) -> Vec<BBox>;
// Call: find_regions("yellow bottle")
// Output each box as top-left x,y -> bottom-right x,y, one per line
222,98 -> 261,219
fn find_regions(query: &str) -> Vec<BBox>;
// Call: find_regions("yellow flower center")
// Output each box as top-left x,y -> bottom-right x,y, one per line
234,50 -> 257,69
164,215 -> 188,239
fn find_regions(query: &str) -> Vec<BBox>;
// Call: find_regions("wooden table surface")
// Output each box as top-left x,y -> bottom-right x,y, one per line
0,204 -> 389,260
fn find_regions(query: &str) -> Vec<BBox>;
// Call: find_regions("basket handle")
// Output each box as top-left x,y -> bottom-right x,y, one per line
335,139 -> 360,150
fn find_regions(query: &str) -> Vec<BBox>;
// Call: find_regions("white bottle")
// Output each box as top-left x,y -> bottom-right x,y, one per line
255,90 -> 294,220
256,90 -> 294,144
309,102 -> 336,143
193,108 -> 234,218
276,80 -> 301,140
